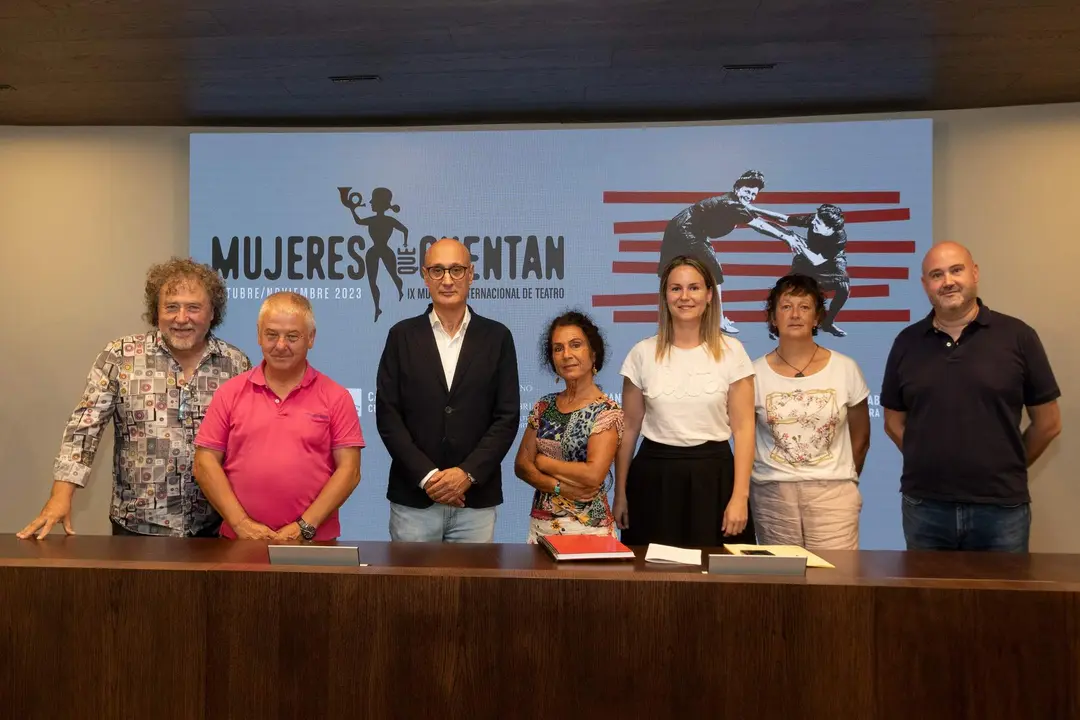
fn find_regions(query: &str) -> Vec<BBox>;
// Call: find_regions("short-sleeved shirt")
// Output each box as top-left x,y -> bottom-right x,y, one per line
881,300 -> 1060,504
527,393 -> 624,526
671,193 -> 754,240
752,350 -> 870,483
786,213 -> 848,263
620,335 -> 755,446
195,362 -> 365,539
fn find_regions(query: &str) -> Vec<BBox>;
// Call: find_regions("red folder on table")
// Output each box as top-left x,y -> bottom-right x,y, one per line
539,534 -> 636,561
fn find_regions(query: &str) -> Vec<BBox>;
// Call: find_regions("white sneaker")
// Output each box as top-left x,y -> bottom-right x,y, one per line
721,315 -> 739,334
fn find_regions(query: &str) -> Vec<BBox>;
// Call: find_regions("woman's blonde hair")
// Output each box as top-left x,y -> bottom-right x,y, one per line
656,255 -> 724,362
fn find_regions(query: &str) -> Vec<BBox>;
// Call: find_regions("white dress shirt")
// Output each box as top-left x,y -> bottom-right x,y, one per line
430,307 -> 471,389
420,307 -> 471,488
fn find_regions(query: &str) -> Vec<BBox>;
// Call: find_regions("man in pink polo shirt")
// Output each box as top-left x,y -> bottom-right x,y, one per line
194,292 -> 364,541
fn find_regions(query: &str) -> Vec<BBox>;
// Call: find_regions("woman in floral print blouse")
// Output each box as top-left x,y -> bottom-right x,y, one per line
514,311 -> 624,543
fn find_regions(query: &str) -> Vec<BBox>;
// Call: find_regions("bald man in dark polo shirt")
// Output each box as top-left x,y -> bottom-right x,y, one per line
881,242 -> 1062,552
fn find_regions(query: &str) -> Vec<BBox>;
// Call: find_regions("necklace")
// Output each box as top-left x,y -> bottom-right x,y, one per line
555,387 -> 603,414
933,305 -> 979,334
775,344 -> 818,378
933,316 -> 972,334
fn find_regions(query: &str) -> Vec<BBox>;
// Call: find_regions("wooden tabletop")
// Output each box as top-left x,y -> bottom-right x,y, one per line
4,535 -> 1080,590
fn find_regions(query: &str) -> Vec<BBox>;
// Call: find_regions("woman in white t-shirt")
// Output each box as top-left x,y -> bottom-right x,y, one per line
752,274 -> 871,550
613,255 -> 757,546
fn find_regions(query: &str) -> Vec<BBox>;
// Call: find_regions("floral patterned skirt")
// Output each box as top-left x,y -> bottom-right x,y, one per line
526,515 -> 618,544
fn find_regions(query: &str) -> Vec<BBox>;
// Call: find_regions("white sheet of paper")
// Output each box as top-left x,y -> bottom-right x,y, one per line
644,543 -> 703,566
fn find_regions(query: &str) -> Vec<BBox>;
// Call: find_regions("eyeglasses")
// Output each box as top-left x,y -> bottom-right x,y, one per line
178,384 -> 193,424
423,264 -> 469,280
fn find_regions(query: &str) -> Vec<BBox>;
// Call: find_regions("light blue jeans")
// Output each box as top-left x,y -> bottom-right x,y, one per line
389,503 -> 497,543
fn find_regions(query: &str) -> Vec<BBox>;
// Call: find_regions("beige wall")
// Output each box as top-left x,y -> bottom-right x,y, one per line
0,106 -> 1076,549
0,128 -> 191,535
931,105 -> 1079,551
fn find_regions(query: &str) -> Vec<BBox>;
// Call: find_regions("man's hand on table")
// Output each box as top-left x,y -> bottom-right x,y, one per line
16,481 -> 77,540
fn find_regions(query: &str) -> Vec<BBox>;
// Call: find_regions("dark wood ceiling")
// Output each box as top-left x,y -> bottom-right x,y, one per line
0,0 -> 1077,126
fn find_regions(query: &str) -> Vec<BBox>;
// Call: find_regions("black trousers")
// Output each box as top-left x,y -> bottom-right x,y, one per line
659,223 -> 725,284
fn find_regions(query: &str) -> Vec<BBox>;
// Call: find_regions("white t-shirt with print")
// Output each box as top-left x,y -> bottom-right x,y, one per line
619,335 -> 755,446
751,349 -> 870,483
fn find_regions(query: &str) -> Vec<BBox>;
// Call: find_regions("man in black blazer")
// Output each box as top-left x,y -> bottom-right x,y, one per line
376,238 -> 520,542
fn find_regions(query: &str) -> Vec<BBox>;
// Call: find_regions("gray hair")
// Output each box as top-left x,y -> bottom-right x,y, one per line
257,291 -> 316,332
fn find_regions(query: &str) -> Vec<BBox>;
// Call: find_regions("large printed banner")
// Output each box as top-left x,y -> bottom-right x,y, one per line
190,119 -> 932,548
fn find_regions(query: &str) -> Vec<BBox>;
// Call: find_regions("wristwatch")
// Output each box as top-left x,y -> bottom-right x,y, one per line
297,517 -> 317,541
466,472 -> 477,485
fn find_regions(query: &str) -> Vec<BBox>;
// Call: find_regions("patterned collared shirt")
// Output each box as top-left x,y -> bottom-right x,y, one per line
53,331 -> 251,536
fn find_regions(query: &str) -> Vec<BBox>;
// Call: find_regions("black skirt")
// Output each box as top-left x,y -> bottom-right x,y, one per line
621,437 -> 756,547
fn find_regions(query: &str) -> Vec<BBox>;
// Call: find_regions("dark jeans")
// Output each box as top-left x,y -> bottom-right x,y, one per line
901,494 -> 1030,552
111,520 -> 221,538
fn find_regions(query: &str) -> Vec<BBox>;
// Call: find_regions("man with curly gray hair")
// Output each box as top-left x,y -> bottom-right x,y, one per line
17,257 -> 251,539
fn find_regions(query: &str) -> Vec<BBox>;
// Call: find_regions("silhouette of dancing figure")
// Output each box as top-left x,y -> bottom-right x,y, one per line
351,187 -> 408,322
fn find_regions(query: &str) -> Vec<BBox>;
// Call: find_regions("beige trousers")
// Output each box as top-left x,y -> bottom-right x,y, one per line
750,479 -> 862,550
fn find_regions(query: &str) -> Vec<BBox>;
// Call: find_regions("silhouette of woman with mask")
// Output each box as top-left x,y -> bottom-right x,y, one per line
352,187 -> 408,322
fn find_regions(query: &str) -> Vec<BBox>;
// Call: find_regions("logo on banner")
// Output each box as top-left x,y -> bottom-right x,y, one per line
209,182 -> 570,321
347,387 -> 370,417
337,186 -> 411,321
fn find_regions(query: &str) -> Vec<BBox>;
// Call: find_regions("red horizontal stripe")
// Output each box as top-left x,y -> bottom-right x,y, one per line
613,309 -> 910,323
592,284 -> 890,307
603,191 -> 901,204
592,292 -> 659,307
611,262 -> 909,280
845,267 -> 909,280
615,220 -> 676,234
614,208 -> 911,235
840,284 -> 891,299
618,240 -> 916,254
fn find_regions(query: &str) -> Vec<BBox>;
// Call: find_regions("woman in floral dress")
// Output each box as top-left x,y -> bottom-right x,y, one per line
514,311 -> 624,543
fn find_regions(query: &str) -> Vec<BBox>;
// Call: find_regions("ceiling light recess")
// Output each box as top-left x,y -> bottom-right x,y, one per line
722,63 -> 777,71
328,75 -> 382,84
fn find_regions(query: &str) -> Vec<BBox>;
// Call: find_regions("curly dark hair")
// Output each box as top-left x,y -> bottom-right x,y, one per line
765,274 -> 827,336
815,203 -> 845,231
539,310 -> 606,376
143,257 -> 228,331
733,169 -> 766,191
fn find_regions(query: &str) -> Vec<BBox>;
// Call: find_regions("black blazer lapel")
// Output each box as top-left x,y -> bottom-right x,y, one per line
449,317 -> 485,397
414,313 -> 449,395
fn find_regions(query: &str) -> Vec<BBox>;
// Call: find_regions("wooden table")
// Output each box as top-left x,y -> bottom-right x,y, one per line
1,536 -> 1078,720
